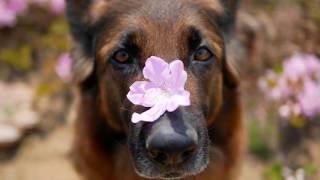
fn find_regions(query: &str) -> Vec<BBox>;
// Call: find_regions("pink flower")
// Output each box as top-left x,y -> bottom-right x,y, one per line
0,1 -> 17,27
282,53 -> 308,82
8,0 -> 28,14
258,70 -> 285,99
279,104 -> 291,118
127,56 -> 190,123
298,79 -> 320,117
49,0 -> 65,14
260,53 -> 320,119
282,53 -> 320,83
55,53 -> 72,82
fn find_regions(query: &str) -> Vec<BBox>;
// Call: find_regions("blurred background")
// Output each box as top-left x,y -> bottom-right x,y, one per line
0,0 -> 319,179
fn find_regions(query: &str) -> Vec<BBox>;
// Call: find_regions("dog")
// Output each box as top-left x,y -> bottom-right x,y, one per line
66,0 -> 244,179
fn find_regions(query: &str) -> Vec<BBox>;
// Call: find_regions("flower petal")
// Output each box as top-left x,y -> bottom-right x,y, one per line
127,81 -> 148,105
166,91 -> 190,112
141,87 -> 164,107
56,53 -> 72,82
131,102 -> 167,123
168,60 -> 187,89
143,56 -> 169,84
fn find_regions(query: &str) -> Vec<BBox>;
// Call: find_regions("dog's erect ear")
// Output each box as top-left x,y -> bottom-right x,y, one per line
222,55 -> 239,90
66,0 -> 109,84
70,44 -> 94,84
198,0 -> 239,40
218,0 -> 240,39
219,0 -> 240,89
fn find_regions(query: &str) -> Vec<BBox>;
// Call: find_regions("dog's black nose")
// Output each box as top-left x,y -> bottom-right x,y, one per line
146,132 -> 197,166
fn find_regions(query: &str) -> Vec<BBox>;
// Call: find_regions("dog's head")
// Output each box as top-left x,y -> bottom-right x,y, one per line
67,0 -> 239,179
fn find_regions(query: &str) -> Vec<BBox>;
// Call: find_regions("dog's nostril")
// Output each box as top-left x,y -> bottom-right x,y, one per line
181,146 -> 196,161
146,133 -> 198,166
148,150 -> 168,164
148,150 -> 158,159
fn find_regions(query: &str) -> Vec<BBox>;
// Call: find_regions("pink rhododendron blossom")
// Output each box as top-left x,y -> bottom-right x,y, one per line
283,53 -> 308,82
0,0 -> 28,27
0,1 -> 17,27
0,0 -> 65,28
259,53 -> 320,120
55,53 -> 72,82
258,70 -> 284,99
49,0 -> 65,14
298,80 -> 320,117
127,56 -> 190,123
8,0 -> 28,14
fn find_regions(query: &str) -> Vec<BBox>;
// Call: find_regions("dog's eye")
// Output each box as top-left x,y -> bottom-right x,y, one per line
193,47 -> 212,61
113,49 -> 131,63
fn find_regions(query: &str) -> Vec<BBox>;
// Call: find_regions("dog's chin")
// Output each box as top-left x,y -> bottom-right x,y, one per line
136,162 -> 209,180
132,147 -> 209,179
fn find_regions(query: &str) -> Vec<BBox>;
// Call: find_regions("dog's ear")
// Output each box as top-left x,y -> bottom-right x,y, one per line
217,0 -> 240,89
218,0 -> 240,39
197,0 -> 239,40
222,55 -> 239,90
70,44 -> 94,84
66,0 -> 109,84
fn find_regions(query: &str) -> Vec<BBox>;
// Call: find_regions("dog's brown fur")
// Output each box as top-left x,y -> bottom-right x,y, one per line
67,0 -> 244,179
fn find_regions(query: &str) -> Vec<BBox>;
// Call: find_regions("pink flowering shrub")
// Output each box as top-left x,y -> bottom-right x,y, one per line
55,53 -> 72,83
0,0 -> 65,28
0,0 -> 27,27
259,53 -> 320,121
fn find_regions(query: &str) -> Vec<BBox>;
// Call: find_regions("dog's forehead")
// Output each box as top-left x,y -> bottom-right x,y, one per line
95,0 -> 224,61
89,0 -> 223,22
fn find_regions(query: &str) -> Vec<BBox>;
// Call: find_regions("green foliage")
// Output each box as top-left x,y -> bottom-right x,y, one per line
303,164 -> 318,177
0,46 -> 32,71
290,116 -> 306,128
40,20 -> 70,51
263,163 -> 282,180
273,63 -> 283,74
35,79 -> 65,98
263,163 -> 318,180
248,120 -> 273,160
35,82 -> 52,97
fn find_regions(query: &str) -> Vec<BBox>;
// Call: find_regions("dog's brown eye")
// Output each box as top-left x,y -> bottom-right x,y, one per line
113,50 -> 130,63
194,48 -> 212,61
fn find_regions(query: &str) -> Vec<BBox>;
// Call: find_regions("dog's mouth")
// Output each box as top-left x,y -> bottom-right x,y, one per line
136,169 -> 185,180
163,172 -> 183,179
133,148 -> 209,179
153,171 -> 187,180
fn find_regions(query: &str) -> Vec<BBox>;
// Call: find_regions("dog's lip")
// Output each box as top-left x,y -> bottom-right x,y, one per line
158,171 -> 186,180
134,168 -> 185,180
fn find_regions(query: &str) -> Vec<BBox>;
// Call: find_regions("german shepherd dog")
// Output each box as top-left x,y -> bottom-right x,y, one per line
66,0 -> 244,179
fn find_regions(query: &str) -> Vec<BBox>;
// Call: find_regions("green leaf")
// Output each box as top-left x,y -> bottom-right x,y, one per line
304,164 -> 318,176
0,46 -> 32,71
248,120 -> 273,160
290,116 -> 306,128
263,163 -> 283,180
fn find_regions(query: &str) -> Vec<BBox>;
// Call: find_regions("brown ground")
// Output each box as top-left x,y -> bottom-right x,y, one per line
0,122 -> 265,180
0,124 -> 79,180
